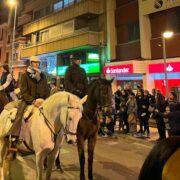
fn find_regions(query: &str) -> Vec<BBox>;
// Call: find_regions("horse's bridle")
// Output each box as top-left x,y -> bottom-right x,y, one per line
98,84 -> 112,112
39,95 -> 81,140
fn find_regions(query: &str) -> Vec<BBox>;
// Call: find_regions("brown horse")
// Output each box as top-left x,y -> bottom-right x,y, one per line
77,78 -> 113,180
0,91 -> 9,113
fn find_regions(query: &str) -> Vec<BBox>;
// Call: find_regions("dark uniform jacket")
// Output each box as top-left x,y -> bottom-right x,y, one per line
1,72 -> 14,94
20,71 -> 50,104
64,63 -> 88,98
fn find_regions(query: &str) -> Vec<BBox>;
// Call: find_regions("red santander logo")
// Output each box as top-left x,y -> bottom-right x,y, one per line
104,64 -> 133,74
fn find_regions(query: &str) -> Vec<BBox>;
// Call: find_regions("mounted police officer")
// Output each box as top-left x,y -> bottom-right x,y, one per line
64,54 -> 88,98
6,56 -> 50,161
64,54 -> 88,144
0,64 -> 17,101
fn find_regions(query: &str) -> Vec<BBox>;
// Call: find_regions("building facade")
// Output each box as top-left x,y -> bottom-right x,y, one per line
19,0 -> 116,83
105,0 -> 180,96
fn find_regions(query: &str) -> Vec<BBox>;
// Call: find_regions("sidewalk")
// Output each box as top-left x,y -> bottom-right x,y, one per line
114,124 -> 160,144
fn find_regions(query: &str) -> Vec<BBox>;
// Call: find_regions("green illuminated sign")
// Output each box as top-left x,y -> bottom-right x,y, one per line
57,63 -> 100,76
87,53 -> 99,62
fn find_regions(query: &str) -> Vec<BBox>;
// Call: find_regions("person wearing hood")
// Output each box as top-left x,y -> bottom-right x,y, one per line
6,56 -> 50,161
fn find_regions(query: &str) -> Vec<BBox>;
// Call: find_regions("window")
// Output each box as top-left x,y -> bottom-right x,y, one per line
34,6 -> 50,20
6,52 -> 9,62
0,48 -> 1,60
62,20 -> 74,35
40,30 -> 49,42
176,8 -> 180,33
128,21 -> 140,42
0,29 -> 2,40
167,12 -> 178,33
64,0 -> 74,8
7,35 -> 11,43
53,0 -> 63,11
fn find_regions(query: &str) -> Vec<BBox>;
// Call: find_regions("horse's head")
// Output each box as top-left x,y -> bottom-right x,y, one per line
96,77 -> 114,115
61,94 -> 87,134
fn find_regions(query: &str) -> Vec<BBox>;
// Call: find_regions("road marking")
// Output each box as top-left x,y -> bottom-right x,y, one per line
133,142 -> 152,149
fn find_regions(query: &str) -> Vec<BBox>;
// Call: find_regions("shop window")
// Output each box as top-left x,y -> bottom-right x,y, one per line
53,0 -> 63,11
128,21 -> 140,42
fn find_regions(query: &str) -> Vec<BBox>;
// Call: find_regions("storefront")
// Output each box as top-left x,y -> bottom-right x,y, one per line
104,61 -> 146,92
37,46 -> 101,84
56,48 -> 101,84
148,61 -> 180,96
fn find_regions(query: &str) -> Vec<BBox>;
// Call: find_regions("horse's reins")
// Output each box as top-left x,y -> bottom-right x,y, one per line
39,95 -> 80,140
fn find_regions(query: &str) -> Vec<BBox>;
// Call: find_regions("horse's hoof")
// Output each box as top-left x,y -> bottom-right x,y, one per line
56,165 -> 64,173
88,175 -> 93,180
80,176 -> 86,180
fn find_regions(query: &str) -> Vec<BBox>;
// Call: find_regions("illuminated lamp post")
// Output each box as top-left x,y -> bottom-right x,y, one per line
162,31 -> 173,99
8,0 -> 17,73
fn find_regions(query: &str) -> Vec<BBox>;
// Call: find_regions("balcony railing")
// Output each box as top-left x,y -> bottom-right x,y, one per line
23,0 -> 103,35
21,30 -> 100,57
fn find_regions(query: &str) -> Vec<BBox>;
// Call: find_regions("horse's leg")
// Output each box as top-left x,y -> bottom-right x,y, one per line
46,134 -> 64,179
55,152 -> 64,173
88,136 -> 97,180
45,153 -> 57,180
36,151 -> 47,180
77,136 -> 85,180
0,138 -> 7,180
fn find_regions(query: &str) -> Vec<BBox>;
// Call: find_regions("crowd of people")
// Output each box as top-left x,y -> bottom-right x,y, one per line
98,85 -> 180,142
0,53 -> 180,161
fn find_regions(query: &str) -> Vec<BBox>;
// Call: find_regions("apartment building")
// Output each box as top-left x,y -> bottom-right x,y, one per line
104,0 -> 144,93
0,0 -> 27,80
104,0 -> 180,96
19,0 -> 116,83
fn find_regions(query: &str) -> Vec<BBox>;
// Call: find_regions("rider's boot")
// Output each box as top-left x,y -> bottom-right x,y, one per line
6,136 -> 18,161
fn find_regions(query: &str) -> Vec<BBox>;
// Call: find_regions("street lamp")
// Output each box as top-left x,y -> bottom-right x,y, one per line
8,0 -> 17,73
162,31 -> 174,99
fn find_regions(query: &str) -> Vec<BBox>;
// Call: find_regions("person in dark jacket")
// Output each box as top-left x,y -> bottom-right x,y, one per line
6,56 -> 50,160
154,91 -> 166,141
64,55 -> 88,98
0,64 -> 17,101
156,103 -> 180,136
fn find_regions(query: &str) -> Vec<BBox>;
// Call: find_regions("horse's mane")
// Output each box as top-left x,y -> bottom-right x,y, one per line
87,78 -> 111,95
42,92 -> 70,114
139,137 -> 180,180
87,80 -> 99,95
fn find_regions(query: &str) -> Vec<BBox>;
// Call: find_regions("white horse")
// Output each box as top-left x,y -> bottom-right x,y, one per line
0,91 -> 87,180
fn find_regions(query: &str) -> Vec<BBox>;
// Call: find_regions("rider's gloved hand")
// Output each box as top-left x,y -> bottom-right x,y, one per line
33,98 -> 44,107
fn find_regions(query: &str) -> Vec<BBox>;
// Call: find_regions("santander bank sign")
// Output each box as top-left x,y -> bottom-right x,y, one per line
104,64 -> 133,75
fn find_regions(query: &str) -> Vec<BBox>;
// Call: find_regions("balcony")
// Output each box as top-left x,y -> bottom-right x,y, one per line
23,0 -> 103,35
21,31 -> 100,58
17,14 -> 32,27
